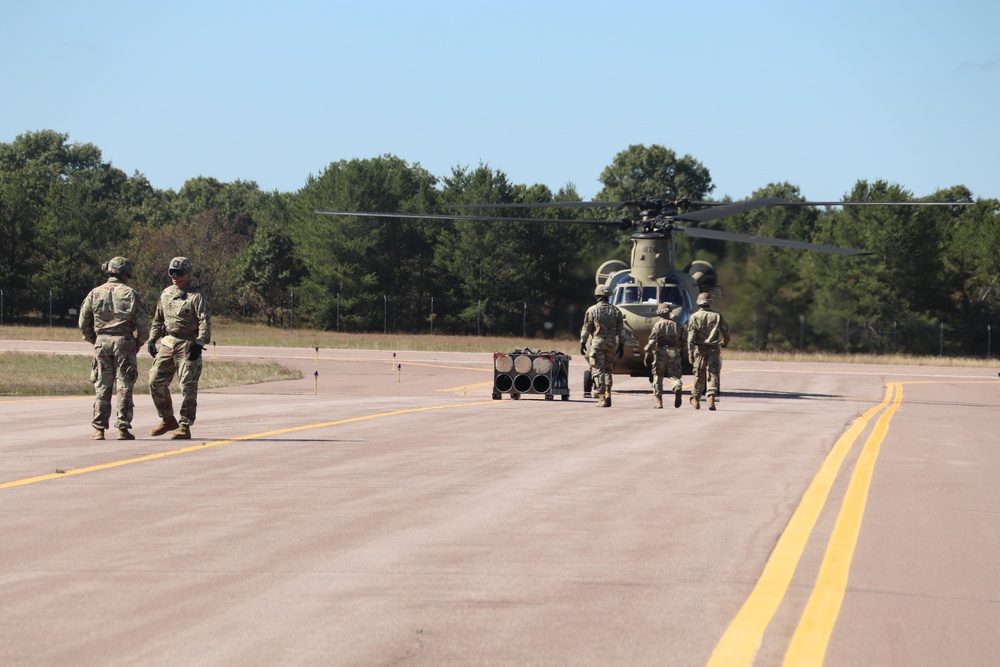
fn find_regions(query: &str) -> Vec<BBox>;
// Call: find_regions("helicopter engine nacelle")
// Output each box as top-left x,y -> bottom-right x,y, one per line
684,260 -> 718,290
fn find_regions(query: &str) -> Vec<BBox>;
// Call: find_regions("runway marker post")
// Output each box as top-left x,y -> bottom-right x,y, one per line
314,370 -> 318,395
397,364 -> 401,382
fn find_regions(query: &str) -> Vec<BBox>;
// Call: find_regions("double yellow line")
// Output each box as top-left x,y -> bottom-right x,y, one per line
708,382 -> 904,666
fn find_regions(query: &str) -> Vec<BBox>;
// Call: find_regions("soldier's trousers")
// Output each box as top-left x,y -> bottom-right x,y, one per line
691,345 -> 722,398
90,335 -> 138,430
588,341 -> 616,394
149,335 -> 203,426
651,347 -> 682,396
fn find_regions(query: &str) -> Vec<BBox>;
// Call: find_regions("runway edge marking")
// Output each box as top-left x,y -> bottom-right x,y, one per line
781,383 -> 904,665
707,385 -> 895,667
0,400 -> 494,490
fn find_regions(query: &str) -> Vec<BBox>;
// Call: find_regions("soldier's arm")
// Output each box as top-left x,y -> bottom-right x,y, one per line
194,292 -> 212,347
148,295 -> 164,343
78,293 -> 96,344
134,293 -> 151,346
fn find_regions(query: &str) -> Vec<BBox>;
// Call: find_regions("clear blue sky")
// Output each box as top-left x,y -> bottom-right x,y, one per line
3,0 -> 997,202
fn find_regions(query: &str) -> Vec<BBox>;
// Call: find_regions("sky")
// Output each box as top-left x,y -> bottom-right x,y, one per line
3,0 -> 998,202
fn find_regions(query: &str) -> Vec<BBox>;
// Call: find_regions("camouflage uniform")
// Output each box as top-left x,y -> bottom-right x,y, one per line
687,301 -> 731,402
79,271 -> 150,433
644,313 -> 685,400
580,297 -> 624,401
148,278 -> 211,428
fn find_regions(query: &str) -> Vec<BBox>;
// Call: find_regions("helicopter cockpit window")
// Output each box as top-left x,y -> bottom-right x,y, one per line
615,286 -> 641,305
642,287 -> 658,303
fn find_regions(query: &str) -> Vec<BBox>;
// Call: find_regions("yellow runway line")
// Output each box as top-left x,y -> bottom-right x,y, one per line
1,401 -> 494,490
707,385 -> 895,667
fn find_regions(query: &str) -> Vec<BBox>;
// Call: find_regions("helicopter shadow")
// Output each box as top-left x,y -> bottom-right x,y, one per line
614,388 -> 844,401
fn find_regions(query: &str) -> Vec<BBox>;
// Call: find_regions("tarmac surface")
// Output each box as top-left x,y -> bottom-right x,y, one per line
1,340 -> 998,666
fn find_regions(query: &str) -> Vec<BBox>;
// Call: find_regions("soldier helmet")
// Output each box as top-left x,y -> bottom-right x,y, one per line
102,256 -> 133,279
168,257 -> 193,277
594,284 -> 610,297
697,292 -> 713,306
656,303 -> 675,316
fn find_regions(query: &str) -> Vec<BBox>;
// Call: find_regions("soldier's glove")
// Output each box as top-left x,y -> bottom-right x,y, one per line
187,343 -> 204,361
616,342 -> 624,359
643,353 -> 652,367
580,342 -> 587,356
147,340 -> 158,357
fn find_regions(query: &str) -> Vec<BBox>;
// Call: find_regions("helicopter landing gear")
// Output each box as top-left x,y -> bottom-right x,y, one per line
583,370 -> 593,398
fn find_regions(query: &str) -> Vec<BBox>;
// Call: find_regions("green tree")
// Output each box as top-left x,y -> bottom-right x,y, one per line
809,180 -> 953,353
723,183 -> 820,350
238,227 -> 308,325
292,155 -> 439,330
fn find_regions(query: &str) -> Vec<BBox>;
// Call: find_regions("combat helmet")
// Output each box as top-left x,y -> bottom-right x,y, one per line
168,257 -> 193,277
656,303 -> 675,317
697,292 -> 713,306
102,256 -> 133,279
594,284 -> 610,298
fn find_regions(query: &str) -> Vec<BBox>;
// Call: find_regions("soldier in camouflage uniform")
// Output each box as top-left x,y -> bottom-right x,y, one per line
79,257 -> 150,440
580,284 -> 624,407
686,292 -> 730,411
643,303 -> 685,409
147,257 -> 212,440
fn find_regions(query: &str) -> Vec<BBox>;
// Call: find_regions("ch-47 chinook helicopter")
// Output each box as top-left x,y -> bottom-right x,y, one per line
315,195 -> 968,392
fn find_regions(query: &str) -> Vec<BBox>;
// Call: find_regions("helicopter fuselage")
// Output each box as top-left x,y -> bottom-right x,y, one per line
594,230 -> 716,377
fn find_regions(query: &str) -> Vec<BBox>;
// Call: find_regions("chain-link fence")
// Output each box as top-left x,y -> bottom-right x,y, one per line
3,287 -> 995,359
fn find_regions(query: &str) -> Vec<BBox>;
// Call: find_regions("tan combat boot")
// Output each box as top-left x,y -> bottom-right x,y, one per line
690,395 -> 700,410
151,416 -> 179,436
91,428 -> 105,440
654,395 -> 663,409
674,387 -> 683,409
708,395 -> 716,411
117,428 -> 135,440
170,423 -> 191,440
596,389 -> 608,408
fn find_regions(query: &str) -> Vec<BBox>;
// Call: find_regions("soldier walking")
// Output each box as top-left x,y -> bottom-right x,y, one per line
580,284 -> 624,407
79,257 -> 150,440
147,257 -> 212,439
686,292 -> 730,410
644,303 -> 685,409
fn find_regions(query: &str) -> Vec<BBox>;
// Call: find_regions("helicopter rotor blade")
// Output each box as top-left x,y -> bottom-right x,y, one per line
448,198 -> 719,211
314,209 -> 622,226
676,223 -> 869,255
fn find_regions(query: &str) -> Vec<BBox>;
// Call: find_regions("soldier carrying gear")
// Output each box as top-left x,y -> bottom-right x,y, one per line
79,257 -> 150,440
147,256 -> 212,440
644,303 -> 685,409
687,290 -> 731,411
580,282 -> 625,407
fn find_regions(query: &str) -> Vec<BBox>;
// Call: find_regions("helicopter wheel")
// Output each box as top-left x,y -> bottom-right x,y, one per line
583,370 -> 593,396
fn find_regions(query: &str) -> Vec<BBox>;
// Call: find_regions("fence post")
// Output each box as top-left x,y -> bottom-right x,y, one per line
845,318 -> 850,354
939,322 -> 944,356
523,302 -> 527,339
383,294 -> 387,334
799,314 -> 805,351
430,296 -> 434,333
988,324 -> 992,360
752,312 -> 758,350
49,289 -> 53,327
477,299 -> 481,336
336,293 -> 340,332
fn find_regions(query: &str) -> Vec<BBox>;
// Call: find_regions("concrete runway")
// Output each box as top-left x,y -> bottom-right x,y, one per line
2,341 -> 998,666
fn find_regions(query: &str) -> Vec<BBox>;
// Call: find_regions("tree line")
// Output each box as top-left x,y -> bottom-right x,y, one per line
1,130 -> 996,356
